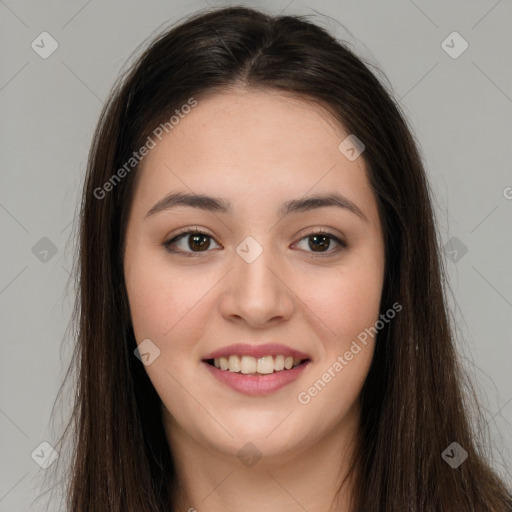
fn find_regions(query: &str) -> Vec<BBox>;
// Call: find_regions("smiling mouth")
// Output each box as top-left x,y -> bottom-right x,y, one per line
204,355 -> 311,375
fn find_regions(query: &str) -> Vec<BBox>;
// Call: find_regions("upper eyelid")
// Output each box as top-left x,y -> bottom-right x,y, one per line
167,225 -> 346,240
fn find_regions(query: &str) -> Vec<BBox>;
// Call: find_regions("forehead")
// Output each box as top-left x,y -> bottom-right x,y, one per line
133,89 -> 377,222
145,89 -> 348,167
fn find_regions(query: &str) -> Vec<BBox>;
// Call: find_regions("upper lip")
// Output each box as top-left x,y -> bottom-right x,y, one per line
202,343 -> 312,361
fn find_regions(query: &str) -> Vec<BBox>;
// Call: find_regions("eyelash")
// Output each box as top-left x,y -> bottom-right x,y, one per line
162,227 -> 347,258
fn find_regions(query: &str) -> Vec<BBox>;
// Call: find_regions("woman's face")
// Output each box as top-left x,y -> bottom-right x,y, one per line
123,89 -> 385,462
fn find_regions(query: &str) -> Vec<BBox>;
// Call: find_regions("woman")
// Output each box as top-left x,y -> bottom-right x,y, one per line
52,5 -> 512,511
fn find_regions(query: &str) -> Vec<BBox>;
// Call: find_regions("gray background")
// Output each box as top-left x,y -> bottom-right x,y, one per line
1,0 -> 511,510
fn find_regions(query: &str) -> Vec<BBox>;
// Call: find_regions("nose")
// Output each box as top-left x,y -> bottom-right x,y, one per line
218,242 -> 294,328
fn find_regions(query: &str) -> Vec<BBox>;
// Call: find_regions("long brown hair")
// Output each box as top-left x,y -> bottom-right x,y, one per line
47,5 -> 511,511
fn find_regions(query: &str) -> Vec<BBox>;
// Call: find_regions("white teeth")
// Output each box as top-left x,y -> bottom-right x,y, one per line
256,356 -> 274,374
228,355 -> 240,372
240,355 -> 257,374
211,354 -> 305,374
274,354 -> 285,371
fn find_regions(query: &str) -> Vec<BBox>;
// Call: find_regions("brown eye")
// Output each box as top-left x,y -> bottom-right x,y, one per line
163,229 -> 220,255
163,228 -> 346,257
294,230 -> 346,256
186,233 -> 211,251
308,233 -> 331,252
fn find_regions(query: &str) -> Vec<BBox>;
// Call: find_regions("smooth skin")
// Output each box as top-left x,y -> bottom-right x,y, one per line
123,88 -> 386,512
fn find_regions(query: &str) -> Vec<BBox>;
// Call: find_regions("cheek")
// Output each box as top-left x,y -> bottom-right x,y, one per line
125,253 -> 210,402
298,249 -> 384,394
294,270 -> 382,418
304,257 -> 384,344
125,249 -> 218,352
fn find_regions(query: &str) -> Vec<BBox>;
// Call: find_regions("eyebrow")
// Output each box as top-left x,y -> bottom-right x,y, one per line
145,191 -> 368,222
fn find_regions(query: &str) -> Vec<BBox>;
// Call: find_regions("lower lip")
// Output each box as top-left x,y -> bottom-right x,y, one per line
203,361 -> 311,396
